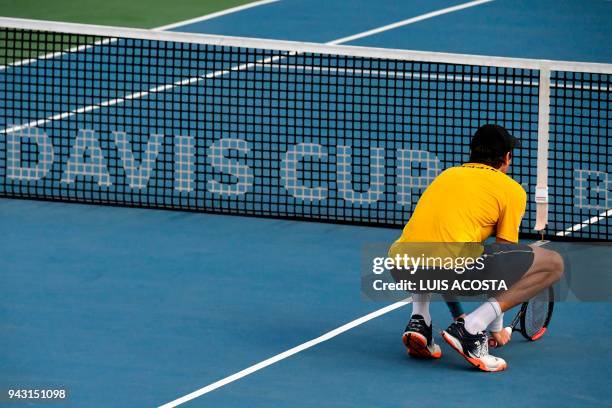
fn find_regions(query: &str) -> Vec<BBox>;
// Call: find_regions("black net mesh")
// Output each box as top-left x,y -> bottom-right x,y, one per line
0,27 -> 610,240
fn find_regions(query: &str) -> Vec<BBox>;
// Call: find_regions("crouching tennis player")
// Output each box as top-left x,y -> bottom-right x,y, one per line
388,124 -> 564,372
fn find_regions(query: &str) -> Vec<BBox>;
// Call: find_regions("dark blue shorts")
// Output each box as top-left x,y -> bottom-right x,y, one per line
390,242 -> 535,297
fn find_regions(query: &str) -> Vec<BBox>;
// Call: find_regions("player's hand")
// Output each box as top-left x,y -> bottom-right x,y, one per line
489,328 -> 512,348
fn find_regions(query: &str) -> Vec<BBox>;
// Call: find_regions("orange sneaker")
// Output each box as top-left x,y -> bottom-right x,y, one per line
441,319 -> 507,372
402,315 -> 442,359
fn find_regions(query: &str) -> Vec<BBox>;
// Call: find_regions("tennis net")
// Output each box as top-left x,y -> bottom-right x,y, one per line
0,17 -> 610,241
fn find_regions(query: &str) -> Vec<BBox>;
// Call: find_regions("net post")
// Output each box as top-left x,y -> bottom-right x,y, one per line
534,66 -> 551,233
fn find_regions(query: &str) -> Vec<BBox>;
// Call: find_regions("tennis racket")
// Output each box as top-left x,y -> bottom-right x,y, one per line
489,286 -> 554,346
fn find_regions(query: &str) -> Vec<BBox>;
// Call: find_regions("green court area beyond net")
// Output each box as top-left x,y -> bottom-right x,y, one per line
0,0 -> 255,28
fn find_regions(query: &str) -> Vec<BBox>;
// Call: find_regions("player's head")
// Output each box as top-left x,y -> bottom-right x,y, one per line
469,124 -> 521,173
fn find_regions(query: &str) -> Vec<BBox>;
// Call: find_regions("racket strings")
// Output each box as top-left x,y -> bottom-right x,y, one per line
523,299 -> 548,337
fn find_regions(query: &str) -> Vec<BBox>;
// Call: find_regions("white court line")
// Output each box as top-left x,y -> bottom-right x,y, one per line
0,37 -> 115,71
1,0 -> 494,135
158,298 -> 412,408
555,208 -> 612,237
0,0 -> 279,71
153,0 -> 280,31
327,0 -> 494,45
2,53 -> 287,134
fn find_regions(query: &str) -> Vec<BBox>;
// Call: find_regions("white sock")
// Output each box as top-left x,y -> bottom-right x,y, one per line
486,313 -> 504,332
464,298 -> 501,335
411,293 -> 432,325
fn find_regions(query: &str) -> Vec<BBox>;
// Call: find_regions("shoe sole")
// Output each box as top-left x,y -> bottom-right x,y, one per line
402,331 -> 441,359
440,330 -> 507,372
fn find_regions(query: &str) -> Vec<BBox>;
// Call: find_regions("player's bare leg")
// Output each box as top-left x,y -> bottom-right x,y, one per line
495,245 -> 564,311
442,245 -> 564,372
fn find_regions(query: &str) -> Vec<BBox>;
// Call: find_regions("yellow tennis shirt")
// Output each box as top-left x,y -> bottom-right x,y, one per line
394,163 -> 527,244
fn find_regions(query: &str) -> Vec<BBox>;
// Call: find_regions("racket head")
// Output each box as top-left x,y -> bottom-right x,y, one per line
518,287 -> 554,341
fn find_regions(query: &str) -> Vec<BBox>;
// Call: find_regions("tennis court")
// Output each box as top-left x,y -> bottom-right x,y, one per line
1,1 -> 611,406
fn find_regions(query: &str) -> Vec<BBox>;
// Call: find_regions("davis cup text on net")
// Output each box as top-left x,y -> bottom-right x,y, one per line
4,127 -> 608,211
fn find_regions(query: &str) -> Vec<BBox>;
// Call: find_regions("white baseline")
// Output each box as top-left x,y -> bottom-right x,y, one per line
154,0 -> 280,31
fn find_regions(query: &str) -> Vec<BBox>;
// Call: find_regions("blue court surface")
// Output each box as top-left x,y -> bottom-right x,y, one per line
1,1 -> 612,407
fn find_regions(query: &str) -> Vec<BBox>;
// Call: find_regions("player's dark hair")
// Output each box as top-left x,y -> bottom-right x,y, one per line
469,124 -> 519,168
468,150 -> 509,168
